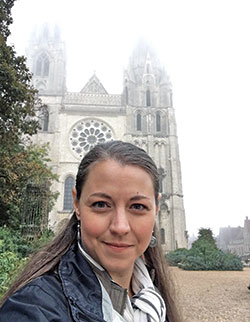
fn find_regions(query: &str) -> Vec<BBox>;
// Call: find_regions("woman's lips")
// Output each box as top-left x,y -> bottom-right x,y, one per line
103,242 -> 133,252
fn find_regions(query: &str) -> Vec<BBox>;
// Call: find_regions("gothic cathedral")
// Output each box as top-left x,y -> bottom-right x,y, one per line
26,25 -> 188,252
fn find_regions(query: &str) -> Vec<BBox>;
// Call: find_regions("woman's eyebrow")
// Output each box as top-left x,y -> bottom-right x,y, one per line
89,192 -> 112,200
89,193 -> 150,201
130,195 -> 150,201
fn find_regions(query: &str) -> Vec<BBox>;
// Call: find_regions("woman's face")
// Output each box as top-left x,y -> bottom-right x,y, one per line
73,159 -> 158,281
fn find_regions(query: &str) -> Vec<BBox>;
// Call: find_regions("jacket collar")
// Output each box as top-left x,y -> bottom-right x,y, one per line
59,244 -> 105,321
58,243 -> 128,320
78,241 -> 128,316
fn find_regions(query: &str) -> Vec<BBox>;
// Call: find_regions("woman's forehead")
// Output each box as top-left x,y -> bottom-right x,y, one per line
84,159 -> 154,187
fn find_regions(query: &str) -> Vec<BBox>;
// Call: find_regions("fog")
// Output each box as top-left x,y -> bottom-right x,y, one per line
9,0 -> 250,236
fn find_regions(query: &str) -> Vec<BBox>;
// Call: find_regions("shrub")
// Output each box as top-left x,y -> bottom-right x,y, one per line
178,248 -> 243,271
0,226 -> 55,298
0,227 -> 31,258
0,251 -> 27,298
0,226 -> 54,258
220,251 -> 244,271
167,228 -> 243,271
166,248 -> 189,266
178,255 -> 208,270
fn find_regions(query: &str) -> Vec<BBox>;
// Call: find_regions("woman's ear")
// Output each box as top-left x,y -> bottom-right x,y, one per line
72,187 -> 80,219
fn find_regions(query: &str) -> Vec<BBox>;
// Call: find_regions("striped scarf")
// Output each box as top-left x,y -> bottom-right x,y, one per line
78,241 -> 166,322
123,257 -> 166,322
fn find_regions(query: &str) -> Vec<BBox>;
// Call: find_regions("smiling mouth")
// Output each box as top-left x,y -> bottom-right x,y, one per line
103,242 -> 133,250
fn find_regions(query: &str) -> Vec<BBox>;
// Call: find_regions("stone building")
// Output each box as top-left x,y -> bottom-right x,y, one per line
217,217 -> 250,259
26,25 -> 188,252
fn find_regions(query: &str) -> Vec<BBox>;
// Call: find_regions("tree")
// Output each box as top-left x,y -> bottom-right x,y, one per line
0,0 -> 14,39
0,1 -> 58,228
192,228 -> 217,248
191,228 -> 217,256
0,143 -> 59,228
0,0 -> 45,145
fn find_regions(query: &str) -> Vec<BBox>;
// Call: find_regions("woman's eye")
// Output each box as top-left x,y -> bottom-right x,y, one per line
131,203 -> 147,211
92,201 -> 108,208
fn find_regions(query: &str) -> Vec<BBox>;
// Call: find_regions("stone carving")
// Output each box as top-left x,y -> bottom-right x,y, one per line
64,92 -> 121,106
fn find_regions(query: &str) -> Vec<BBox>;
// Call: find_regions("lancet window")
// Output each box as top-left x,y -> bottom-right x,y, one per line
36,53 -> 50,77
136,112 -> 142,131
156,112 -> 161,132
63,176 -> 74,211
146,89 -> 151,107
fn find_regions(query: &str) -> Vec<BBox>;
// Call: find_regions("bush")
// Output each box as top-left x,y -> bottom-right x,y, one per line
180,250 -> 243,271
0,226 -> 55,298
0,226 -> 54,258
167,228 -> 243,271
219,251 -> 244,271
166,248 -> 189,266
0,227 -> 31,258
178,255 -> 208,270
0,251 -> 27,298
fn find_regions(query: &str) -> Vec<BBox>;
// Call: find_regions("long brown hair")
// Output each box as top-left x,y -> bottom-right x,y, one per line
1,141 -> 182,321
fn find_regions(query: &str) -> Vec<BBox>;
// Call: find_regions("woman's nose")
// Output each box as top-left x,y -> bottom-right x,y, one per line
109,208 -> 130,235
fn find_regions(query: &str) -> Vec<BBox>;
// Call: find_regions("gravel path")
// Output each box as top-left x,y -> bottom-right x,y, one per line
171,267 -> 250,322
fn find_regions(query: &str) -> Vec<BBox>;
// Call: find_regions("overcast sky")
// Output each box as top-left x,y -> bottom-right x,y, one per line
9,0 -> 250,236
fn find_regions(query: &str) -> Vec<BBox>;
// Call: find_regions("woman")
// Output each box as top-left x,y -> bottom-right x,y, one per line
0,141 -> 181,322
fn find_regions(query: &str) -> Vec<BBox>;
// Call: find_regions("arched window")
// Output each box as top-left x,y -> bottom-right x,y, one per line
160,228 -> 165,244
63,176 -> 74,211
35,53 -> 50,77
43,110 -> 49,131
156,112 -> 161,132
136,112 -> 142,131
43,57 -> 49,76
146,89 -> 151,107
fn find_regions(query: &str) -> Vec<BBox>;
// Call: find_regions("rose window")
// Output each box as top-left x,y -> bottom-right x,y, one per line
69,119 -> 114,158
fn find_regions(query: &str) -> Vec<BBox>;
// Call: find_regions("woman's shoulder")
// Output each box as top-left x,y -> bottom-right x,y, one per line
22,270 -> 64,298
0,272 -> 70,322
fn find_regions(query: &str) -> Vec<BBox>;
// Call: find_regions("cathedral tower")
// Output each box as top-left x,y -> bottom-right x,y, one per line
123,39 -> 187,251
26,23 -> 66,95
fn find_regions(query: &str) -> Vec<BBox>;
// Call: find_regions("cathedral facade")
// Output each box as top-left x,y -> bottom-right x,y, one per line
26,25 -> 187,252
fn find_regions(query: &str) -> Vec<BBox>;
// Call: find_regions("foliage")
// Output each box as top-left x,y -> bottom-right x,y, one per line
0,251 -> 27,298
179,249 -> 243,271
0,226 -> 30,257
0,0 -> 15,39
165,248 -> 189,266
0,0 -> 46,145
0,226 -> 54,297
0,143 -> 59,228
192,228 -> 217,250
0,1 -> 58,297
166,228 -> 243,271
0,1 -> 58,228
0,226 -> 55,258
30,228 -> 55,252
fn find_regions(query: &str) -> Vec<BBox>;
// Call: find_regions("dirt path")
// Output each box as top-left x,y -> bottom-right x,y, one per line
171,267 -> 250,322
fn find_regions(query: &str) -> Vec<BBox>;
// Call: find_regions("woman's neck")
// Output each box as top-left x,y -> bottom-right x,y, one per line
109,268 -> 134,296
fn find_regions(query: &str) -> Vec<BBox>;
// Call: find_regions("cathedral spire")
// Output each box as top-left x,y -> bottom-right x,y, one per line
26,24 -> 66,95
123,38 -> 172,108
